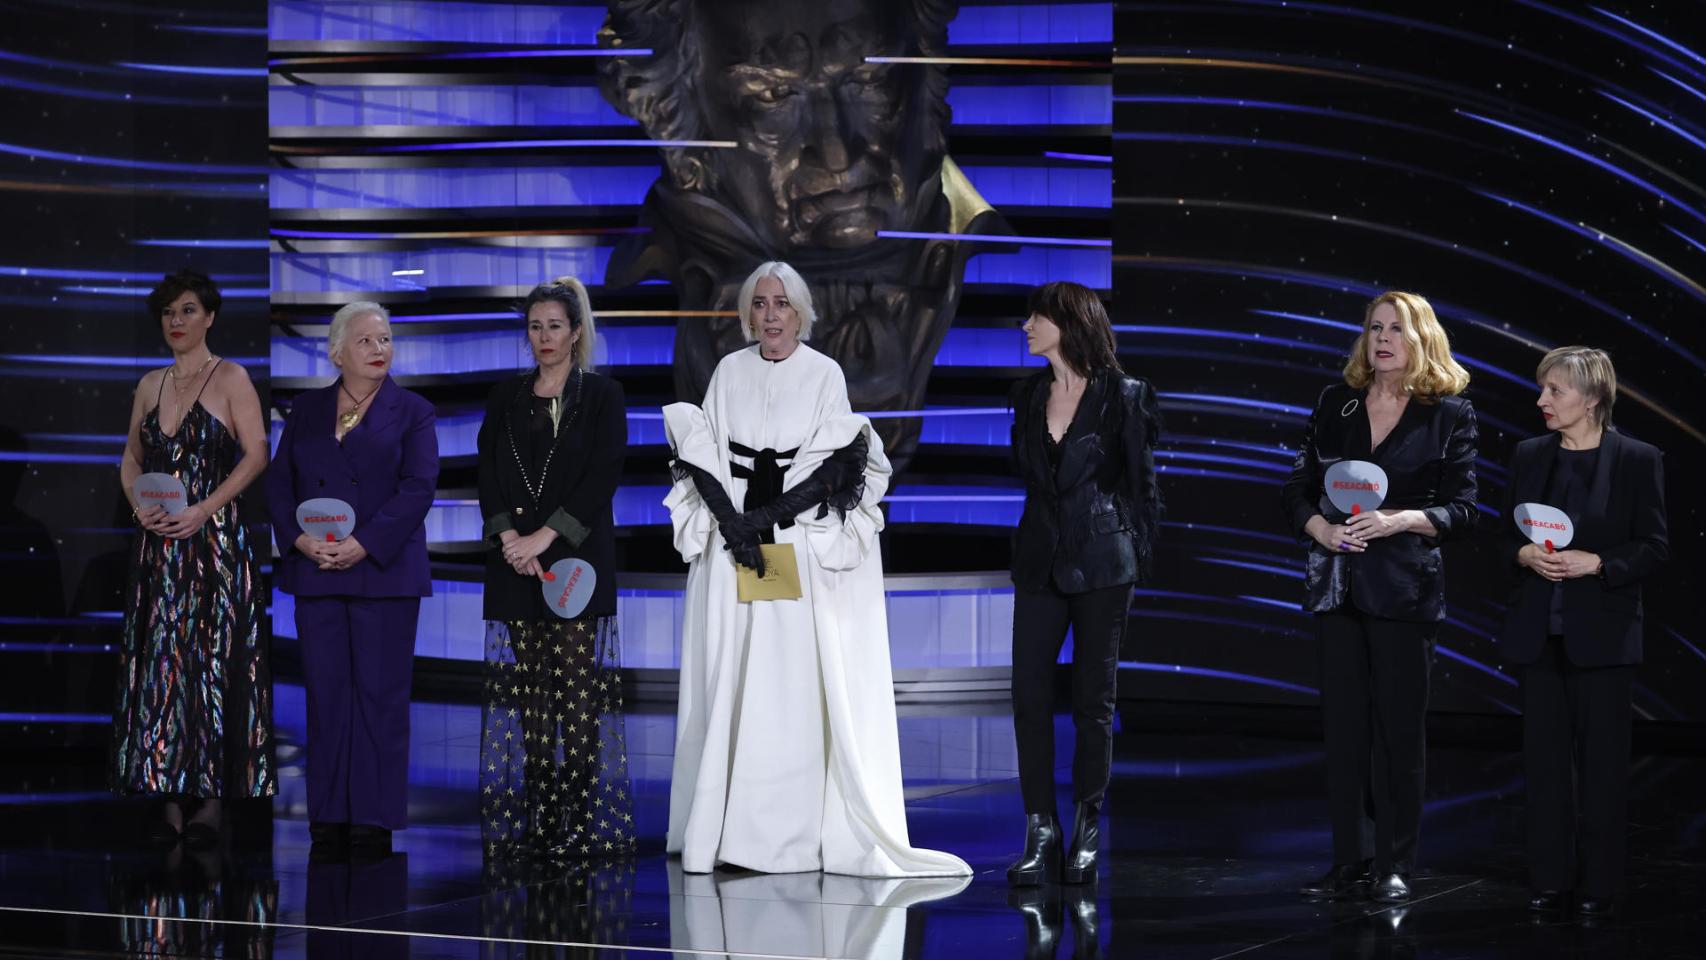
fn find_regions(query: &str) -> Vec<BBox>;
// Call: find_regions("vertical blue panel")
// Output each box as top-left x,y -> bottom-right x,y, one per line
963,247 -> 1110,289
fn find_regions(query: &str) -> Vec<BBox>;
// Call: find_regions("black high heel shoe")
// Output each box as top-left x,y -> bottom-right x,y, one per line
1007,813 -> 1063,886
1062,801 -> 1101,885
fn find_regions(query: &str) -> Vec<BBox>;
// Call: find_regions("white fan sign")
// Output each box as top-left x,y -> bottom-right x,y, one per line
1513,502 -> 1573,552
134,473 -> 189,516
296,498 -> 356,542
1323,460 -> 1388,516
542,557 -> 597,619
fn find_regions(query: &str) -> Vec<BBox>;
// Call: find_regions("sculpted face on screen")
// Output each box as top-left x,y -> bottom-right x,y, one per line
696,1 -> 920,250
599,0 -> 1004,471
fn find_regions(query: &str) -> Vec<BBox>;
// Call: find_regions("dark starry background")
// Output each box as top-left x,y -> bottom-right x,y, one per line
0,0 -> 266,720
1113,1 -> 1705,716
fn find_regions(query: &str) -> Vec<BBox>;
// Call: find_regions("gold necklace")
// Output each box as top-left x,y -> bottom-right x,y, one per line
338,379 -> 379,430
168,355 -> 217,397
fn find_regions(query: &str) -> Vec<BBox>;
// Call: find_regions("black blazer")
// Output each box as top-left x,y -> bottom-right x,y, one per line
1281,383 -> 1479,622
1010,369 -> 1161,594
1496,429 -> 1667,667
476,369 -> 627,620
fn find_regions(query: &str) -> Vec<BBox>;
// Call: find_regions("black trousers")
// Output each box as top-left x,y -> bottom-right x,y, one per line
1011,581 -> 1130,815
1522,637 -> 1634,897
1317,609 -> 1437,875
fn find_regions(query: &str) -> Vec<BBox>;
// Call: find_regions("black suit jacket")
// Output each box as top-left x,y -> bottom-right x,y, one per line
1010,369 -> 1162,594
476,370 -> 627,620
1496,429 -> 1667,666
1281,383 -> 1479,622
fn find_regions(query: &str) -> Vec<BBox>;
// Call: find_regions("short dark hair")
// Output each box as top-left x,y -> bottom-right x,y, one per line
146,269 -> 222,319
1027,281 -> 1121,378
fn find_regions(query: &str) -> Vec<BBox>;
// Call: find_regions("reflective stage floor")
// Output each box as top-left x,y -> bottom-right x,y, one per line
3,691 -> 1703,958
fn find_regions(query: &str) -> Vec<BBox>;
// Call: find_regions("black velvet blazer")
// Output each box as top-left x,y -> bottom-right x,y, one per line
1010,369 -> 1162,594
1496,429 -> 1668,667
1281,383 -> 1479,622
476,369 -> 626,620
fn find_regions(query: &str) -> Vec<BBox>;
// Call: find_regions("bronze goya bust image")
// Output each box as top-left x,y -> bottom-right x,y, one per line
599,0 -> 1008,469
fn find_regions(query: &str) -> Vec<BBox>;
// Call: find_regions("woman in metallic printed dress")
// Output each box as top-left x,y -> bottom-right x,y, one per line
112,269 -> 274,846
475,277 -> 633,861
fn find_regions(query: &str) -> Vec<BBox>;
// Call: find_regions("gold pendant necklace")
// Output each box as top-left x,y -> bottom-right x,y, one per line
339,379 -> 378,431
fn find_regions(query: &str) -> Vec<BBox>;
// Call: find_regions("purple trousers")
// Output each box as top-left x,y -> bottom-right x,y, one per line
295,595 -> 419,830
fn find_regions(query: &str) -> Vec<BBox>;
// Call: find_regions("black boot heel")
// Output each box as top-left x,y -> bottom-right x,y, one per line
1062,801 -> 1101,885
1007,813 -> 1063,886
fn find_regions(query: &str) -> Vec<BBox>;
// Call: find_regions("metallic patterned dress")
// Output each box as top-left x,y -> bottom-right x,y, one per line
111,391 -> 274,799
481,617 -> 634,861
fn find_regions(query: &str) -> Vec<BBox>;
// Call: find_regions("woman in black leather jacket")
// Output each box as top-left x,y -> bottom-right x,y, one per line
1006,281 -> 1161,886
1281,291 -> 1478,904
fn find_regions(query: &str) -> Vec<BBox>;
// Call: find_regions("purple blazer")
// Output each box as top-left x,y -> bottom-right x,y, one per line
268,377 -> 438,598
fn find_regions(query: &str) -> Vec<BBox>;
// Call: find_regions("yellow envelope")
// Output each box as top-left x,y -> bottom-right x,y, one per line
736,543 -> 803,602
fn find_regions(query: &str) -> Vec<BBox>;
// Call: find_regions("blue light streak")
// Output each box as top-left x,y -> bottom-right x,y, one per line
1,265 -> 263,282
0,140 -> 267,174
1161,392 -> 1312,418
1473,188 -> 1706,307
0,713 -> 111,724
160,25 -> 268,37
1196,557 -> 1305,580
134,239 -> 270,249
358,138 -> 735,154
1597,91 -> 1706,153
1665,224 -> 1706,256
114,62 -> 267,77
1043,151 -> 1112,163
267,48 -> 650,68
0,451 -> 118,464
1651,69 -> 1706,107
1589,7 -> 1706,69
1119,661 -> 1318,697
58,285 -> 271,298
876,231 -> 1111,248
0,354 -> 267,367
1458,109 -> 1706,228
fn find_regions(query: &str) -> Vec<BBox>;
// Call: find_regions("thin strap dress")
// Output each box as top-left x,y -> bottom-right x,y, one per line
111,361 -> 275,798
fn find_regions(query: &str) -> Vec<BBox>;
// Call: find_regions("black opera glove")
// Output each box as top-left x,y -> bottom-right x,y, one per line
720,435 -> 869,549
678,460 -> 765,574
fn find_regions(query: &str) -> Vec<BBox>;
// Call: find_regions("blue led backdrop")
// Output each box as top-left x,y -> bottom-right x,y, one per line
1115,1 -> 1704,716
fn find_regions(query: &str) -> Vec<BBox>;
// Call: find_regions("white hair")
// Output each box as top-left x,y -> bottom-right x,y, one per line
328,301 -> 391,363
737,261 -> 815,342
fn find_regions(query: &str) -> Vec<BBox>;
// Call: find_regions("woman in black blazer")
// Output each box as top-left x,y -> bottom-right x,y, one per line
475,277 -> 633,861
1006,281 -> 1161,886
1497,347 -> 1667,916
1281,291 -> 1478,903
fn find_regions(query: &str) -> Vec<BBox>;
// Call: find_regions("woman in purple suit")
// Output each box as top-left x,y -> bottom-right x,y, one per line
268,300 -> 439,853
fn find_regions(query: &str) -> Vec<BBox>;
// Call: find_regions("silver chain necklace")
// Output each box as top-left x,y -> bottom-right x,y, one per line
507,366 -> 583,508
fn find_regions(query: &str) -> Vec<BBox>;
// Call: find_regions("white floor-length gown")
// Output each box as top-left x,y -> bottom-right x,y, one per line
662,342 -> 970,878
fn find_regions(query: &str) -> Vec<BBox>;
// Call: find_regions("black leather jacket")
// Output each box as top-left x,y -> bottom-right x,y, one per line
1010,369 -> 1162,594
1281,383 -> 1479,622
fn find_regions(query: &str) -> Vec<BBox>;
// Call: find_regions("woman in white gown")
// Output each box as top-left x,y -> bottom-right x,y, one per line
662,261 -> 971,878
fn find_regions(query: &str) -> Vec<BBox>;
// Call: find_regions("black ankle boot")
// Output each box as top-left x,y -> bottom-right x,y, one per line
1007,813 -> 1063,886
1062,801 -> 1101,885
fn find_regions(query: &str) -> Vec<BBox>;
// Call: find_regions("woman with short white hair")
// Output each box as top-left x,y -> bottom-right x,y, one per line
267,299 -> 439,854
661,261 -> 970,878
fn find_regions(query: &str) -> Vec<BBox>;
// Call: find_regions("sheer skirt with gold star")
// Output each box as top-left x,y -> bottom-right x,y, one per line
481,617 -> 635,862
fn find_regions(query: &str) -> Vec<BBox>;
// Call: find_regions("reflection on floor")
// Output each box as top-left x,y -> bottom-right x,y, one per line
3,689 -> 1704,958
